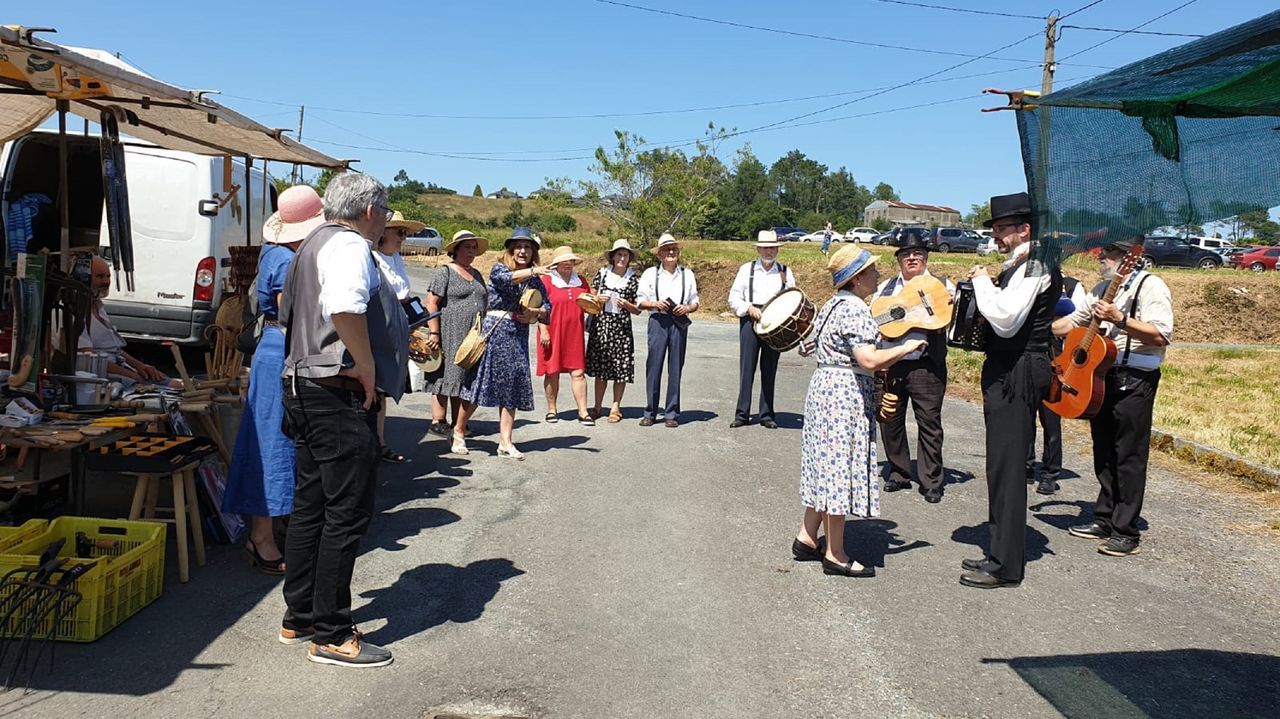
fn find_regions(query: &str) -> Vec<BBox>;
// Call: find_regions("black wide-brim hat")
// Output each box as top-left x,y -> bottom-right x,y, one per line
895,229 -> 929,256
1103,237 -> 1141,253
984,192 -> 1032,228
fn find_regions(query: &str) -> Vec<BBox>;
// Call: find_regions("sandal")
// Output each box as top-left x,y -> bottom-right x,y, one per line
578,414 -> 595,426
607,409 -> 623,423
451,433 -> 469,455
544,412 -> 559,423
379,446 -> 408,464
246,539 -> 285,576
497,444 -> 526,461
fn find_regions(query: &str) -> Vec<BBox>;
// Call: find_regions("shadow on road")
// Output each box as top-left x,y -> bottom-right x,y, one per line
846,518 -> 931,569
984,648 -> 1280,719
950,523 -> 1055,563
356,558 -> 525,645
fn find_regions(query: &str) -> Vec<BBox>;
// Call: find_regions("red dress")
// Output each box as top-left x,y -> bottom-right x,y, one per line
537,273 -> 591,375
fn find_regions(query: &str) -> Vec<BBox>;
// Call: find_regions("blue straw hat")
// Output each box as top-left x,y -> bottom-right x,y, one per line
828,246 -> 877,288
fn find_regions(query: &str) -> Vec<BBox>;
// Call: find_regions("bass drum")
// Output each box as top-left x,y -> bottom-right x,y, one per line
754,288 -> 816,352
947,281 -> 989,351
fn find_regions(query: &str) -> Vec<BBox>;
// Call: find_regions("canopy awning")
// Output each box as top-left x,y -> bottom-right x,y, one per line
0,25 -> 348,168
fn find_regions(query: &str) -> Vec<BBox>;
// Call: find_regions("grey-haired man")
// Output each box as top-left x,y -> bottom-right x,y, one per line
279,172 -> 408,667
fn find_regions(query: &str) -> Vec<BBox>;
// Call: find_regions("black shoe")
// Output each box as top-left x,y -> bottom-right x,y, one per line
791,537 -> 825,562
760,418 -> 778,429
923,490 -> 943,504
1068,522 -> 1111,540
959,570 -> 1020,589
428,421 -> 450,437
639,417 -> 655,427
960,557 -> 988,572
1098,535 -> 1141,557
883,478 -> 912,492
1036,478 -> 1059,495
821,557 -> 875,578
730,418 -> 749,428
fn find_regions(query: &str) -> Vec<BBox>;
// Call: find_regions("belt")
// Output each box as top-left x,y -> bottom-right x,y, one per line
817,362 -> 873,377
486,310 -> 512,319
306,375 -> 367,393
1113,355 -> 1162,371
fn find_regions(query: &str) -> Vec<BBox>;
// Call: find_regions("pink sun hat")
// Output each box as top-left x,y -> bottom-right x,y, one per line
263,185 -> 326,244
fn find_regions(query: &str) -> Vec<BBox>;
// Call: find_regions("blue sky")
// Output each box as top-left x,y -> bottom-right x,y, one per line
10,1 -> 1276,214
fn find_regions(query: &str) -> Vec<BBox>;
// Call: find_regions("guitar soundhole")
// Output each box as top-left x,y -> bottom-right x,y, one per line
890,307 -> 906,321
1072,348 -> 1088,365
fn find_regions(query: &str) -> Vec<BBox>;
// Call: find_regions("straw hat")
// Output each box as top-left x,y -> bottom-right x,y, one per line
653,233 -> 681,251
755,230 -> 781,248
546,245 -> 583,268
444,229 -> 489,256
827,245 -> 878,288
385,210 -> 425,235
604,238 -> 635,262
263,185 -> 325,244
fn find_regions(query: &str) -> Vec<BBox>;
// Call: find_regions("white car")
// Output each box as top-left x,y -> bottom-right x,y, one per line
799,231 -> 836,243
844,227 -> 877,243
977,237 -> 1000,256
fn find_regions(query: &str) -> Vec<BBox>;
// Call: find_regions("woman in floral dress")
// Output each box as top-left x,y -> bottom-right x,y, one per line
793,246 -> 925,578
461,227 -> 550,460
586,239 -> 641,422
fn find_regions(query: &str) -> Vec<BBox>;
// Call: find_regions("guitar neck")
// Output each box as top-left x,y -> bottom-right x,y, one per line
1079,270 -> 1131,345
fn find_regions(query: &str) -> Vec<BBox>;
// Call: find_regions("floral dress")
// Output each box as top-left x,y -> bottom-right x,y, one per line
585,267 -> 639,383
462,264 -> 548,411
799,290 -> 880,517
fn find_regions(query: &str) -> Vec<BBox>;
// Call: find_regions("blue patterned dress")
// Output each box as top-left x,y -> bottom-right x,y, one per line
800,290 -> 880,517
224,244 -> 296,517
462,264 -> 549,410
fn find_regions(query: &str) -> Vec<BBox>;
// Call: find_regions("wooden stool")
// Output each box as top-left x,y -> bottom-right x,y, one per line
126,460 -> 206,583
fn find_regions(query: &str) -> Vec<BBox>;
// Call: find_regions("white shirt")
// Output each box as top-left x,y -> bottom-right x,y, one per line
78,303 -> 127,363
317,228 -> 379,321
373,251 -> 411,301
598,268 -> 634,314
637,265 -> 699,314
547,271 -> 584,289
1067,269 -> 1173,369
728,260 -> 795,317
875,270 -> 955,361
971,242 -> 1052,338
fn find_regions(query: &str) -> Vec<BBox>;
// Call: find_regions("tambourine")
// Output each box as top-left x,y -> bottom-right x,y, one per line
520,287 -> 544,310
408,329 -> 443,372
575,293 -> 605,315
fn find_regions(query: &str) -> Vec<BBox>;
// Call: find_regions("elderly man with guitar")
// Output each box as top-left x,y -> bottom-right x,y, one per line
1051,237 -> 1173,557
872,230 -> 954,504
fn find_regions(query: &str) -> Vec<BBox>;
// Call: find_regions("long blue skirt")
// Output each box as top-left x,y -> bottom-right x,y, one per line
222,325 -> 294,517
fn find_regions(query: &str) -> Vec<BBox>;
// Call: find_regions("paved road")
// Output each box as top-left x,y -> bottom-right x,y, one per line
6,272 -> 1276,718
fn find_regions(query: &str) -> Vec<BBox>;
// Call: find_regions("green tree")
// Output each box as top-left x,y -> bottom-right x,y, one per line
819,167 -> 869,226
963,201 -> 991,228
769,150 -> 827,213
1239,209 -> 1280,244
873,182 -> 899,202
704,146 -> 784,239
871,217 -> 892,232
472,184 -> 483,197
313,168 -> 339,196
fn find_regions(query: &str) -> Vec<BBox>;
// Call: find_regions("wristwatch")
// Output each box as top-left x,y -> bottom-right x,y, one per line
1116,313 -> 1128,330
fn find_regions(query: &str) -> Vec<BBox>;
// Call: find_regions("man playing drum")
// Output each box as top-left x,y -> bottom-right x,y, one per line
728,230 -> 796,428
875,230 -> 955,503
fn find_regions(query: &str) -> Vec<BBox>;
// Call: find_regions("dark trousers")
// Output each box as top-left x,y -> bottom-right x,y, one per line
1089,368 -> 1159,539
735,317 -> 780,421
281,378 -> 380,646
1026,402 -> 1063,480
980,352 -> 1051,582
880,358 -> 947,492
645,314 -> 688,419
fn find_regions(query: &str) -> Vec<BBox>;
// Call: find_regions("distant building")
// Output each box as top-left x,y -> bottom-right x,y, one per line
865,200 -> 960,228
486,188 -> 521,200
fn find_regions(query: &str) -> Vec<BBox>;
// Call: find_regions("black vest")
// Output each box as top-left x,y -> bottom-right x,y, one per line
984,261 -> 1061,358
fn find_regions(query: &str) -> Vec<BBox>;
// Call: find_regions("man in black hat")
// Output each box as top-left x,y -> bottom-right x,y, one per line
875,229 -> 954,503
959,192 -> 1061,589
1053,237 -> 1172,557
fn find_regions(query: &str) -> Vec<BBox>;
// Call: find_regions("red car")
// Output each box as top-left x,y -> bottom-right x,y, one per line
1238,246 -> 1280,272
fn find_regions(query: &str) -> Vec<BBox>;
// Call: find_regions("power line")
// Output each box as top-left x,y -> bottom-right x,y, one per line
1058,0 -> 1107,20
590,0 -> 1111,68
1058,0 -> 1199,62
864,0 -> 1043,20
1061,24 -> 1203,38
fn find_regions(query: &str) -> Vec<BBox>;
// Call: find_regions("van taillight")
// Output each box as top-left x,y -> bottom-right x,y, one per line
194,257 -> 216,302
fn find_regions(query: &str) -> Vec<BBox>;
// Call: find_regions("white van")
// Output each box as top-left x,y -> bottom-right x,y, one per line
1188,236 -> 1234,253
1,129 -> 277,345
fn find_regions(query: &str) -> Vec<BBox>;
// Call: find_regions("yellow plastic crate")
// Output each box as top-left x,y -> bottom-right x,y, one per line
0,519 -> 48,552
0,517 -> 166,642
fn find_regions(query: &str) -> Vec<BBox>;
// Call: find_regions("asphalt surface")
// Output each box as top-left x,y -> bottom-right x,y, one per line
5,268 -> 1276,718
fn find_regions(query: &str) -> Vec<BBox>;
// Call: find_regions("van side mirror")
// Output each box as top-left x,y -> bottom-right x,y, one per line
198,199 -> 219,217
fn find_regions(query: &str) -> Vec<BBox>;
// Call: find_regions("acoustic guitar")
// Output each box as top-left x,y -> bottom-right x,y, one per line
1045,243 -> 1145,420
870,274 -> 954,339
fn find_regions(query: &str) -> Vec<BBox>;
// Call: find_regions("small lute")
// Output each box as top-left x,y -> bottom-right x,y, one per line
1045,242 -> 1145,420
870,274 -> 954,339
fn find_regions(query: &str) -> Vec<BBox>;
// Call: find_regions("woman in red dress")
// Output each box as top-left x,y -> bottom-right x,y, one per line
538,245 -> 594,425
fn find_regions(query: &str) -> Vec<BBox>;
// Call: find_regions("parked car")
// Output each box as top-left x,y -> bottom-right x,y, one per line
781,231 -> 808,242
1237,246 -> 1280,272
799,231 -> 830,243
770,226 -> 806,241
1224,245 -> 1264,267
1189,236 -> 1235,253
977,236 -> 1000,256
925,227 -> 983,253
1141,236 -> 1223,269
844,227 -> 877,243
403,226 -> 443,256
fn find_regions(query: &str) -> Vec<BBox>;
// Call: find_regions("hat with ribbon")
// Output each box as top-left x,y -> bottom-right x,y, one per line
984,192 -> 1032,228
505,226 -> 537,249
755,230 -> 782,248
546,245 -> 583,268
828,245 -> 878,288
653,233 -> 682,251
444,230 -> 489,256
263,185 -> 325,244
605,238 -> 635,262
385,211 -> 425,235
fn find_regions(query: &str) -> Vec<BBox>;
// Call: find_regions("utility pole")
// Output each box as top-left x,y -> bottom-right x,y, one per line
1042,14 -> 1059,96
290,105 -> 306,185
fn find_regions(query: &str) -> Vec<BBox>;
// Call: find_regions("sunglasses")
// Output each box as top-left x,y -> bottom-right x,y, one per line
374,204 -> 394,222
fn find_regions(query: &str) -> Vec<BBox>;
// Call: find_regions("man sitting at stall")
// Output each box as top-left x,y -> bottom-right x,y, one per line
78,255 -> 175,384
